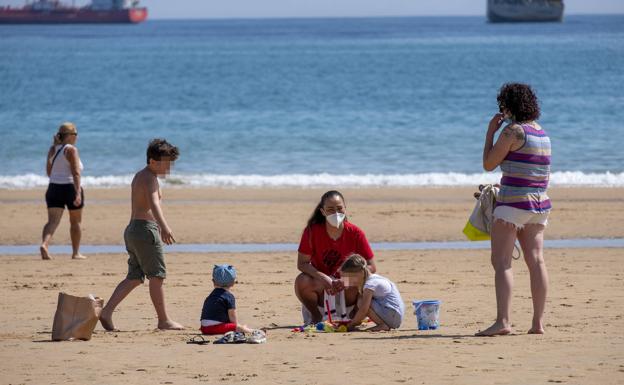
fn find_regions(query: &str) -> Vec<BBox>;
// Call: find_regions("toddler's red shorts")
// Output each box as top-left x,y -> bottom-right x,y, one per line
200,323 -> 237,335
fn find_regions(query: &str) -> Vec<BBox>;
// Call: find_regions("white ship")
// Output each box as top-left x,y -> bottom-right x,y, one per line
487,0 -> 564,23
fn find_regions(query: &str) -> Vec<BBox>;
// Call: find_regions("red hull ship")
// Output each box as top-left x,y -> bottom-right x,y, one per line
0,0 -> 147,24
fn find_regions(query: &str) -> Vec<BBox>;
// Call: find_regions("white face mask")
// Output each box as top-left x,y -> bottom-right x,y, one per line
326,212 -> 346,228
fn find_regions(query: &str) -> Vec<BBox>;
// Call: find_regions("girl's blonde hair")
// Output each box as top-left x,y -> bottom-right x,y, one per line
53,122 -> 77,145
340,254 -> 370,294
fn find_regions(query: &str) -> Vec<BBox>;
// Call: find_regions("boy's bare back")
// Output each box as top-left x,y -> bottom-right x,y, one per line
130,167 -> 161,222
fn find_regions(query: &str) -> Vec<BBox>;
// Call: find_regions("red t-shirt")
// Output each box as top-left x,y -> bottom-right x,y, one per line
298,221 -> 374,277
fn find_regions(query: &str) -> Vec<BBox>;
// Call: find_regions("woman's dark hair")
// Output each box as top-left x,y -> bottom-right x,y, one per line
497,83 -> 540,122
306,190 -> 346,227
146,138 -> 179,164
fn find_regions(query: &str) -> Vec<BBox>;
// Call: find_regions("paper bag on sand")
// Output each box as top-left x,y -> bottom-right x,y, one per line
52,292 -> 104,341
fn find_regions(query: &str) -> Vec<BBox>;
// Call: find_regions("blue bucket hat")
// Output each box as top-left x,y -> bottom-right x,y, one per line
213,264 -> 237,287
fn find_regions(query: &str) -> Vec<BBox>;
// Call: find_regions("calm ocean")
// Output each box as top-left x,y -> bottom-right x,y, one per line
1,15 -> 623,188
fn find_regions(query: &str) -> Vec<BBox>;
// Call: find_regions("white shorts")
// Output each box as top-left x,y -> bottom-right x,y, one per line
493,206 -> 549,229
370,299 -> 402,329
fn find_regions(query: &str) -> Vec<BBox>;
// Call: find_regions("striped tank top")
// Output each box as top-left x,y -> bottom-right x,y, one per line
496,124 -> 552,213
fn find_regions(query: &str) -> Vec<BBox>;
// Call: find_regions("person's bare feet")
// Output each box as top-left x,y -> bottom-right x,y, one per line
475,321 -> 512,336
528,327 -> 544,334
528,319 -> 545,334
71,254 -> 87,260
157,319 -> 185,330
99,311 -> 118,331
367,324 -> 390,332
40,245 -> 51,260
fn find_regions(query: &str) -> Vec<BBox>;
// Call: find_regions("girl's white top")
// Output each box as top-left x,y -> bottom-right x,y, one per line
364,274 -> 405,317
49,144 -> 83,184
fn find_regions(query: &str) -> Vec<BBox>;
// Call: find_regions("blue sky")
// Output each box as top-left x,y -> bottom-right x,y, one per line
3,0 -> 624,19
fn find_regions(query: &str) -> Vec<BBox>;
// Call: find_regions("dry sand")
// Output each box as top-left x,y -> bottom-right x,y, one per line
1,249 -> 623,385
0,187 -> 623,384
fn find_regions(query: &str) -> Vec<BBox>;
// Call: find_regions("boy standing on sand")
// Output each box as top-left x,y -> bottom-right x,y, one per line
100,139 -> 184,331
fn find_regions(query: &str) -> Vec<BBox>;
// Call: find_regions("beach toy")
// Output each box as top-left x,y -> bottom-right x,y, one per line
298,299 -> 352,334
323,291 -> 350,324
413,300 -> 441,330
325,300 -> 334,325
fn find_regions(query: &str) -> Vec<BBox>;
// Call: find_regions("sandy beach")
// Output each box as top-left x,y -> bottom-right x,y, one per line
1,187 -> 623,245
3,6 -> 623,384
0,248 -> 622,384
1,187 -> 623,384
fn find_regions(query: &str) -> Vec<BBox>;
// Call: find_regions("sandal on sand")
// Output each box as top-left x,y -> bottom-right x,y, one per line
246,329 -> 267,344
213,331 -> 247,344
187,335 -> 210,345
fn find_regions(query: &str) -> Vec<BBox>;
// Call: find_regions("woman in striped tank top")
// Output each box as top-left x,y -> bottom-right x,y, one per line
477,83 -> 550,337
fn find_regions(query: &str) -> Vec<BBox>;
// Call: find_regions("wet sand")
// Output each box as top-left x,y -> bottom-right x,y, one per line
1,187 -> 623,246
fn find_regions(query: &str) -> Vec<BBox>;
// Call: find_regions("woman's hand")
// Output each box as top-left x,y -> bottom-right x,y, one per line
73,190 -> 82,207
322,276 -> 344,295
488,113 -> 505,134
322,275 -> 335,294
331,279 -> 345,293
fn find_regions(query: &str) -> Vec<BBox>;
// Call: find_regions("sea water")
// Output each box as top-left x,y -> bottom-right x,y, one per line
1,15 -> 622,188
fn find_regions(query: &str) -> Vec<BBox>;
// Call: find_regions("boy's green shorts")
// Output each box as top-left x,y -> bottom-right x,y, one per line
124,220 -> 166,282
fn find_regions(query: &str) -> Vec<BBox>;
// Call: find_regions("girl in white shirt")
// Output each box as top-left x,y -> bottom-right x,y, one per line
341,254 -> 405,331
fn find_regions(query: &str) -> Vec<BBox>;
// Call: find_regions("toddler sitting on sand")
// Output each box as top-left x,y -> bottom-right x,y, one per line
341,254 -> 405,331
200,264 -> 265,342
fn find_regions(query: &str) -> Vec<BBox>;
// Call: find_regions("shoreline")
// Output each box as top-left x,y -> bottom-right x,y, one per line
2,238 -> 624,256
2,170 -> 624,190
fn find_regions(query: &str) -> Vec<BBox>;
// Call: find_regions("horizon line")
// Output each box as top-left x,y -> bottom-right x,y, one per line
146,12 -> 624,22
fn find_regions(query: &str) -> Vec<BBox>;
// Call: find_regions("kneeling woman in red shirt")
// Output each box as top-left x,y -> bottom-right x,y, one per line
295,190 -> 376,324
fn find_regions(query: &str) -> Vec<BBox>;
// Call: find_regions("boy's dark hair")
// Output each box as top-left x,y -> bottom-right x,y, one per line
497,83 -> 540,123
306,190 -> 347,227
146,138 -> 179,164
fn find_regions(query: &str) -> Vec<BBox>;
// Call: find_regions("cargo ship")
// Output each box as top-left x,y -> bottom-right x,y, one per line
487,0 -> 564,23
0,0 -> 147,24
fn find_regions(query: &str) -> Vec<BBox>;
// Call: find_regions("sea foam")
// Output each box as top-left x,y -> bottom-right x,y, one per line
1,171 -> 623,189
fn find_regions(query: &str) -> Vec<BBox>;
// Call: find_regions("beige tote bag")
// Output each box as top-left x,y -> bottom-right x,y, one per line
51,292 -> 104,341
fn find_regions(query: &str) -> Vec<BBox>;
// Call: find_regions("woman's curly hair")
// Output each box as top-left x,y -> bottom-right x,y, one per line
497,83 -> 540,122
